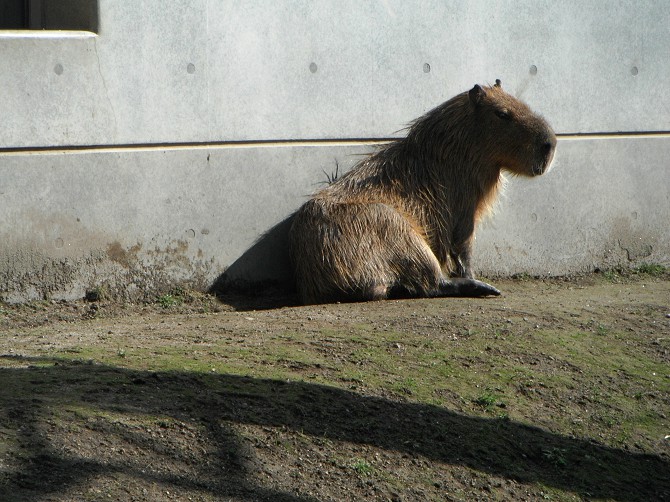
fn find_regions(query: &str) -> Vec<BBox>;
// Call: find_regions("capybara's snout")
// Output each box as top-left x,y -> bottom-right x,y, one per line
531,124 -> 557,176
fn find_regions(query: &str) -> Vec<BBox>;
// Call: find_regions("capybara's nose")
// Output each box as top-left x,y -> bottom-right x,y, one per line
542,135 -> 556,158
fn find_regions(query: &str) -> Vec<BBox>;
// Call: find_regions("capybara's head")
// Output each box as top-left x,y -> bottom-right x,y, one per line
467,80 -> 557,177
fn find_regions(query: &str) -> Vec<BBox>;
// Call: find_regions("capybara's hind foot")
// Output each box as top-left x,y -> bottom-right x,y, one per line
437,278 -> 501,298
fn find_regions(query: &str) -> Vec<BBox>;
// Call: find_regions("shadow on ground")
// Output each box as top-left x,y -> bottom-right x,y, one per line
208,215 -> 299,311
0,356 -> 668,501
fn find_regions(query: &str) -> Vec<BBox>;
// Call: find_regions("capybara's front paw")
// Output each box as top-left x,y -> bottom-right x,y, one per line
470,280 -> 501,297
448,277 -> 500,298
443,278 -> 501,297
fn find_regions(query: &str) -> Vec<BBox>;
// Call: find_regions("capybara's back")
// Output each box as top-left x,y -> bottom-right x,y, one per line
289,81 -> 556,305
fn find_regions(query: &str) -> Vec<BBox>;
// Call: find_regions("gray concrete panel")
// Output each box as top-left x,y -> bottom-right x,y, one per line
0,143 -> 368,301
475,136 -> 670,276
1,137 -> 668,302
1,2 -> 668,302
1,1 -> 669,149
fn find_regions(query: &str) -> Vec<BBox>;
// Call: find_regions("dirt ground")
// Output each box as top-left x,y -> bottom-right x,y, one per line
0,271 -> 668,501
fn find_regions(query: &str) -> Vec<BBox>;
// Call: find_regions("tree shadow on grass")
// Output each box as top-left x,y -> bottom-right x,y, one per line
0,356 -> 668,501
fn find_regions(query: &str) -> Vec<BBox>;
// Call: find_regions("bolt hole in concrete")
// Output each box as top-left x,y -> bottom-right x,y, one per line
54,63 -> 64,75
187,63 -> 196,74
186,229 -> 196,239
630,66 -> 639,76
309,62 -> 318,73
423,63 -> 431,73
529,64 -> 538,75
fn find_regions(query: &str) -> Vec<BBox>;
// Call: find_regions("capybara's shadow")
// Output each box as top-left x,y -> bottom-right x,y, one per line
208,215 -> 300,310
1,356 -> 668,501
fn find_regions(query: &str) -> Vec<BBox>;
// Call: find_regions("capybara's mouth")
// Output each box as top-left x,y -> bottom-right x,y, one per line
536,137 -> 557,175
533,147 -> 556,175
532,164 -> 546,176
533,161 -> 554,176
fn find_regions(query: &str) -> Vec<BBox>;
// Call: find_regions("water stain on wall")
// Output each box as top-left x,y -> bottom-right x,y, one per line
2,239 -> 216,303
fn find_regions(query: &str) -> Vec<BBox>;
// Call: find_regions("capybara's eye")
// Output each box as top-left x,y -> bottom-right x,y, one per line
495,109 -> 511,120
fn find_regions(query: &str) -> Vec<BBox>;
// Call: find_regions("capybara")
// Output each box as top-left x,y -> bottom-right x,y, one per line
289,80 -> 556,305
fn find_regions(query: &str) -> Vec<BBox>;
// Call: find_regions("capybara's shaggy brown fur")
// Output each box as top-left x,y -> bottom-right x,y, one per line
289,80 -> 556,305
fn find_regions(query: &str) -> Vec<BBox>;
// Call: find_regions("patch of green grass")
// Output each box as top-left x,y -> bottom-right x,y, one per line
156,286 -> 199,309
350,458 -> 373,476
635,263 -> 668,276
392,377 -> 418,396
157,293 -> 182,309
601,269 -> 622,282
473,392 -> 497,408
601,263 -> 668,282
473,391 -> 505,413
596,324 -> 609,336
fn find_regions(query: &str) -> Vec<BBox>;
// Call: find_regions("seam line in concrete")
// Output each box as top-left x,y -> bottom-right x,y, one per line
0,30 -> 97,39
0,139 -> 391,155
559,132 -> 670,140
1,132 -> 670,155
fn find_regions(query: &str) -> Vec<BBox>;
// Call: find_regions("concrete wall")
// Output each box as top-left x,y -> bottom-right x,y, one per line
1,0 -> 668,302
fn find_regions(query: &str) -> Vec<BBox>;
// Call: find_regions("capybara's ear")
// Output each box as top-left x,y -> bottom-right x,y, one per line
469,84 -> 485,105
494,79 -> 502,88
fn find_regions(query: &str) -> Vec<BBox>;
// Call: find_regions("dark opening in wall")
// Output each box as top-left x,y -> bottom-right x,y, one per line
0,0 -> 98,32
